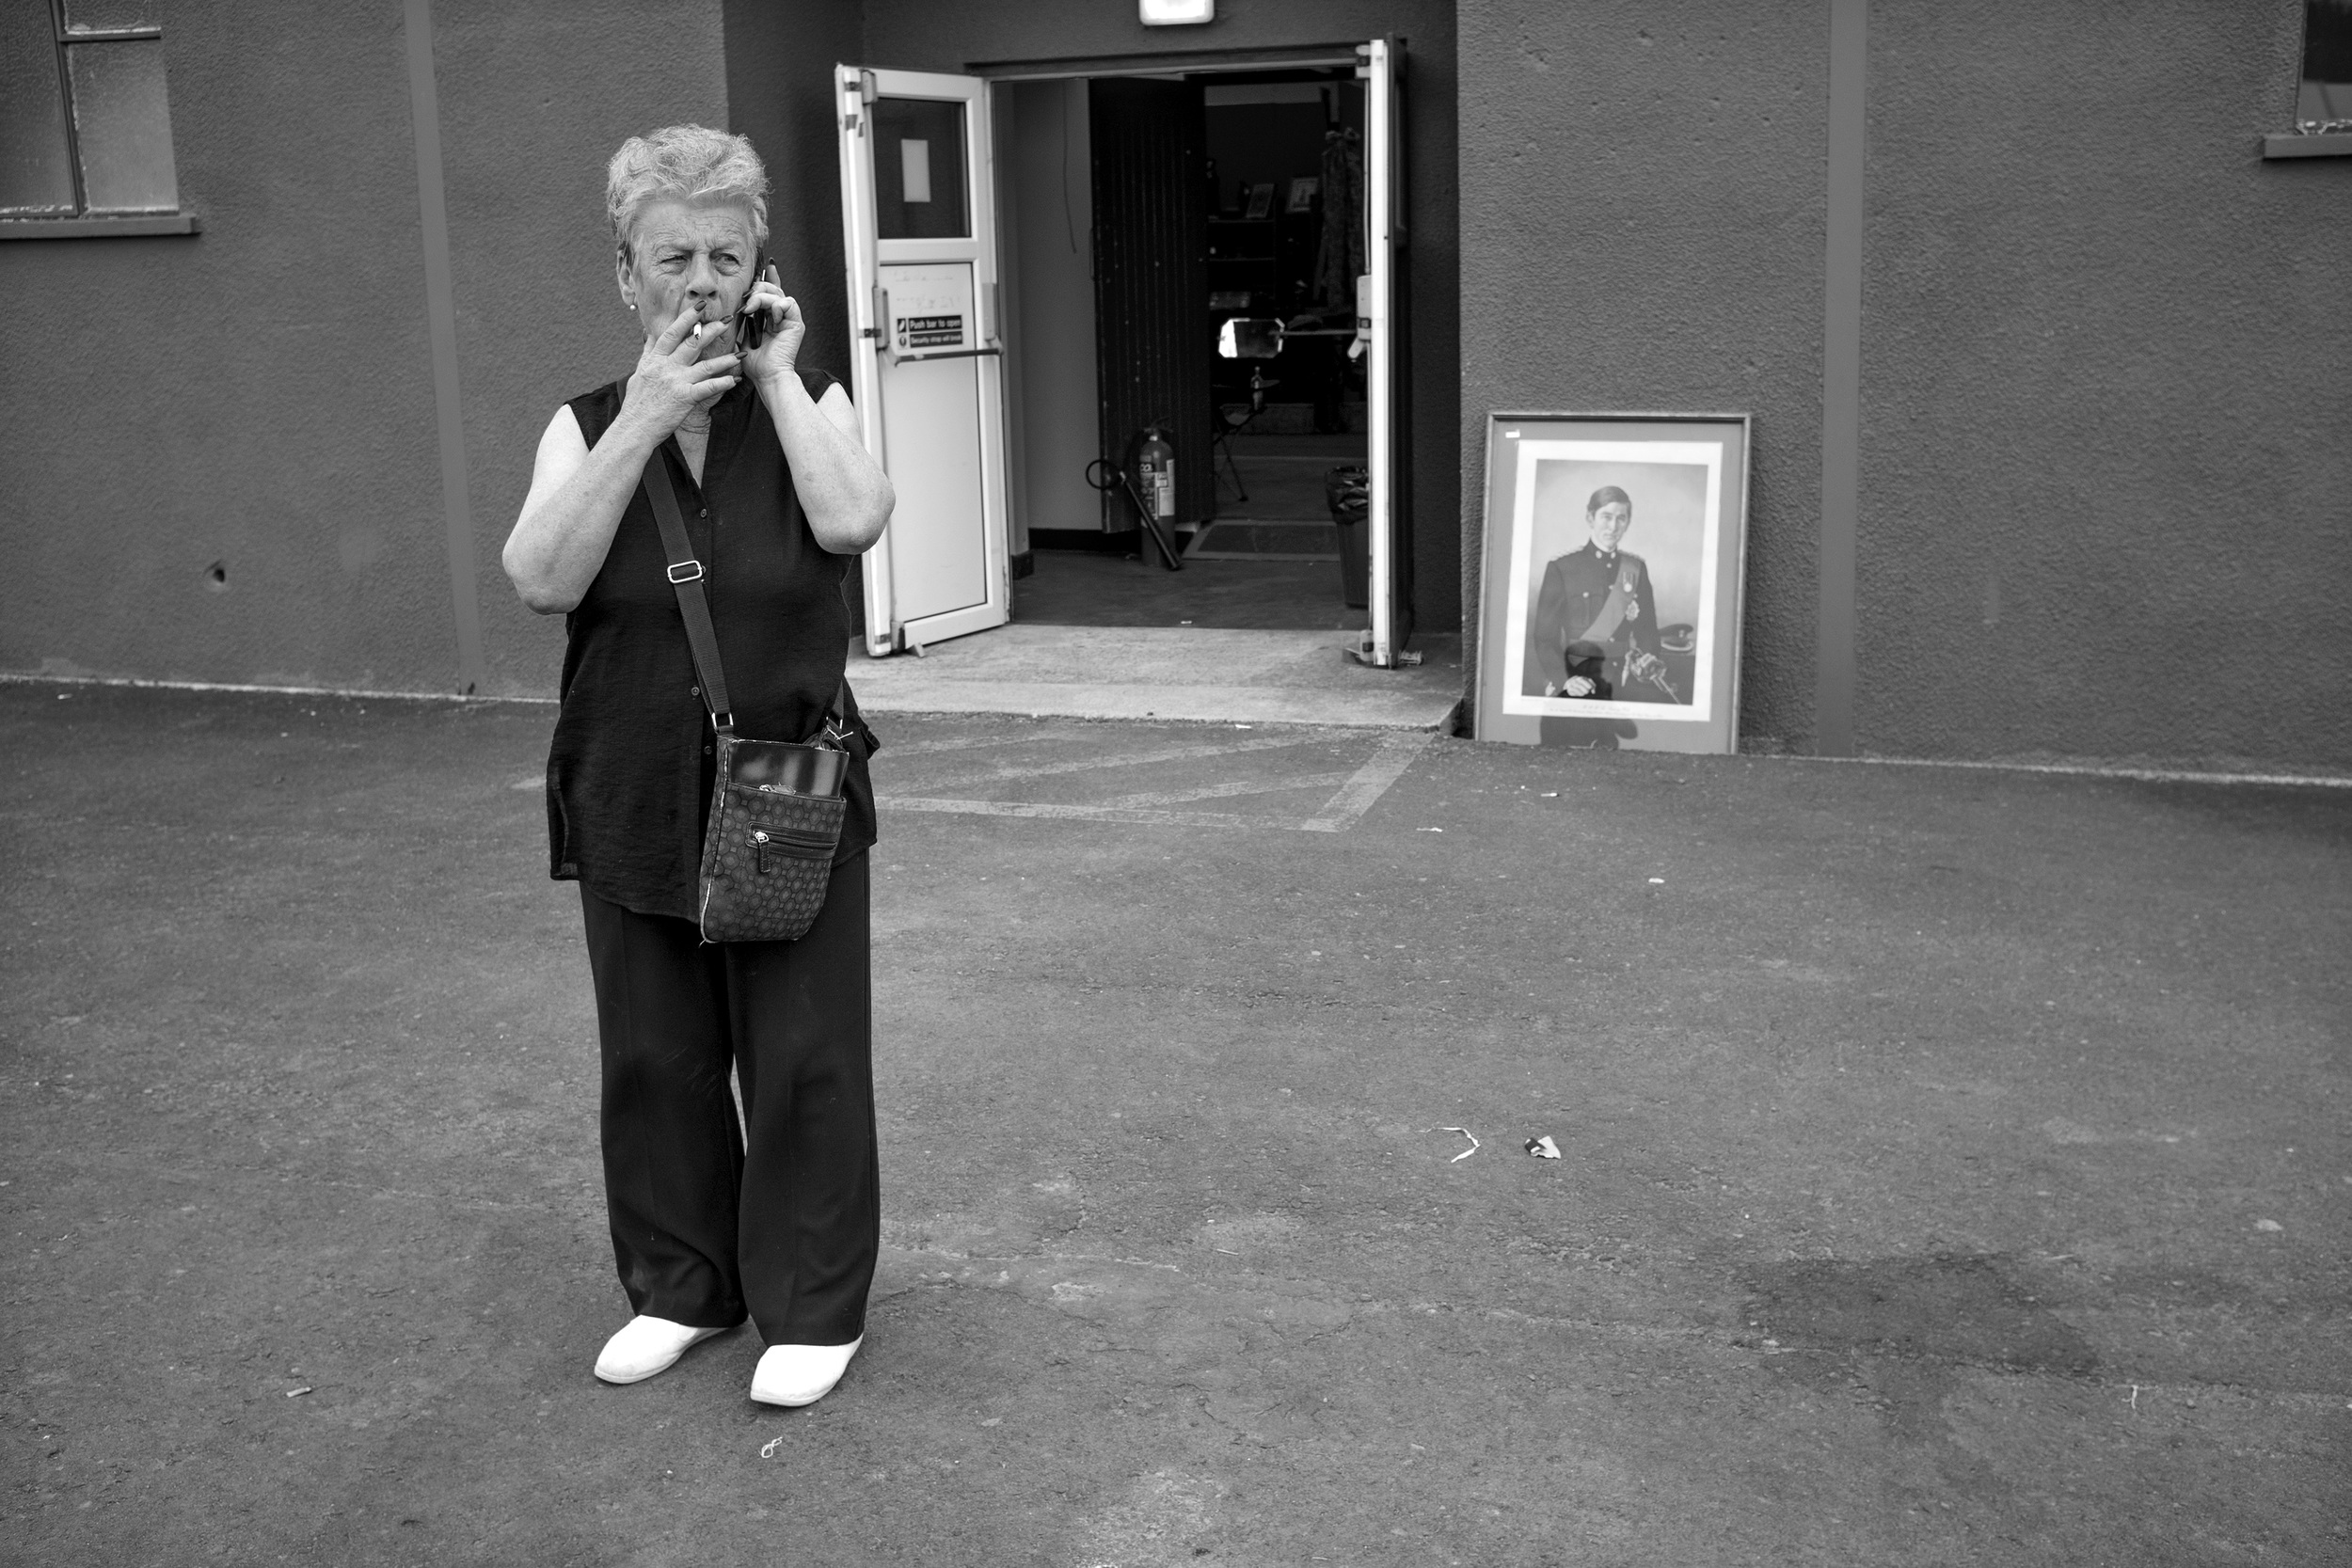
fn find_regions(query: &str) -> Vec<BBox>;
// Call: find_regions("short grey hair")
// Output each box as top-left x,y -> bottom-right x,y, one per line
606,124 -> 770,263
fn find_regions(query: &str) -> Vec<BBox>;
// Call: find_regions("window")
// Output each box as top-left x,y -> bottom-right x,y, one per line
2300,0 -> 2352,133
0,0 -> 193,233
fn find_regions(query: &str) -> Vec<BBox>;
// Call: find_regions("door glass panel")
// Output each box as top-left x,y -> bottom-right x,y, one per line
872,97 -> 967,240
0,6 -> 75,213
62,1 -> 161,30
67,39 -> 178,212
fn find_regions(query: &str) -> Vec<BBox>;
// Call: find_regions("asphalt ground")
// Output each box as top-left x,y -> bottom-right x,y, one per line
3,680 -> 2347,1566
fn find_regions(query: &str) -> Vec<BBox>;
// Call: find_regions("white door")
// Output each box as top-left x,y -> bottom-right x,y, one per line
836,67 -> 1011,656
1358,38 -> 1410,667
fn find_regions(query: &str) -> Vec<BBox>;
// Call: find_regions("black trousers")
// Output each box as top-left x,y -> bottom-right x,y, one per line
578,853 -> 875,1346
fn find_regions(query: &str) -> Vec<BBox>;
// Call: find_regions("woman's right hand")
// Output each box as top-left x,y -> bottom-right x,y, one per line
620,305 -> 740,436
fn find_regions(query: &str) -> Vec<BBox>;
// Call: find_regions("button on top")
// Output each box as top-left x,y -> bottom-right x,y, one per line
698,508 -> 708,518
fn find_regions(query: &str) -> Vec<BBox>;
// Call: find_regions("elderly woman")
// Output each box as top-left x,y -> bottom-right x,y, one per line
502,125 -> 895,1408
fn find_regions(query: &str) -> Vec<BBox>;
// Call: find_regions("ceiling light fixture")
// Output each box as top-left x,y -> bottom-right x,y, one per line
1139,0 -> 1215,25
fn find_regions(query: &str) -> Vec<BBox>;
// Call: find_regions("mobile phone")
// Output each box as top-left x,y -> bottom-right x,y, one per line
735,260 -> 779,351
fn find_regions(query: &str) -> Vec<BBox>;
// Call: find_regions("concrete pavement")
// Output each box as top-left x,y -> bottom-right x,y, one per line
2,679 -> 2346,1566
848,626 -> 1466,730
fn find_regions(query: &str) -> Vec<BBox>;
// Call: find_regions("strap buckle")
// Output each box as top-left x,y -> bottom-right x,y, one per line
666,560 -> 705,584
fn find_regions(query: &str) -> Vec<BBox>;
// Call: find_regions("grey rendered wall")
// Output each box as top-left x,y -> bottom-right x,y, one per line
1461,0 -> 2352,769
437,0 -> 733,699
0,0 -> 729,699
722,0 -> 866,387
1859,2 -> 2352,771
1457,1 -> 1830,751
857,0 -> 1464,634
0,2 -> 451,690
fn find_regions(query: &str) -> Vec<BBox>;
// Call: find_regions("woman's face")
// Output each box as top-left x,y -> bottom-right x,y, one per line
616,197 -> 757,359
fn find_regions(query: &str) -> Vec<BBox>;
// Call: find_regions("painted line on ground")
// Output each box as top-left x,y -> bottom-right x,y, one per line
1795,754 -> 2352,789
877,730 -> 1088,759
881,732 -> 1430,832
0,672 -> 553,705
1098,770 -> 1357,810
1301,730 -> 1437,832
877,797 -> 1282,830
909,733 -> 1316,795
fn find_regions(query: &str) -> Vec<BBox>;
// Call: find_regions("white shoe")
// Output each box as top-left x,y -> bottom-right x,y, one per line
594,1315 -> 730,1385
749,1338 -> 863,1407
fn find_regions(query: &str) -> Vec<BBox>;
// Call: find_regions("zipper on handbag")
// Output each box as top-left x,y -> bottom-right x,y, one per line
751,826 -> 834,873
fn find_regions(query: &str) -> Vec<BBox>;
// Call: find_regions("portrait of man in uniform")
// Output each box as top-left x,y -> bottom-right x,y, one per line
1524,485 -> 1685,705
1481,416 -> 1749,752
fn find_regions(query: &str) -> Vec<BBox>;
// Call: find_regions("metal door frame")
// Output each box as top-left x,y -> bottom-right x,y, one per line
1359,37 -> 1408,667
843,44 -> 1410,663
837,65 -> 1012,657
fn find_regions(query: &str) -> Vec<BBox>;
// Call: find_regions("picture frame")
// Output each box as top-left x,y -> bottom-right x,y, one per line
1473,413 -> 1752,753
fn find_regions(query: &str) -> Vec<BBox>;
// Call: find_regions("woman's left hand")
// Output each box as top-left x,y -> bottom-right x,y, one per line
739,267 -> 805,385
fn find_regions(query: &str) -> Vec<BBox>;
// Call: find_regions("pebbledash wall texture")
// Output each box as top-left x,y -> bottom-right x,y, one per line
1457,0 -> 2352,769
1851,2 -> 2352,769
1455,1 -> 1832,757
2,0 -> 2345,772
0,0 -> 729,701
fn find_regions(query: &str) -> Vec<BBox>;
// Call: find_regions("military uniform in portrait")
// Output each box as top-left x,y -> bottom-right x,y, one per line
1526,544 -> 1681,703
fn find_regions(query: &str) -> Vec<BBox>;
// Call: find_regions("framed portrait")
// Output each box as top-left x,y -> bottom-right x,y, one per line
1473,414 -> 1752,753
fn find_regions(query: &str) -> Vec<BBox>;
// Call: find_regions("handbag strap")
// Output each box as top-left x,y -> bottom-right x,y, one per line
640,443 -> 850,746
641,443 -> 737,735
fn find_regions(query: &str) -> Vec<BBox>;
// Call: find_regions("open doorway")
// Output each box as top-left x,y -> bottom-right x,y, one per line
997,67 -> 1375,634
836,43 -> 1412,673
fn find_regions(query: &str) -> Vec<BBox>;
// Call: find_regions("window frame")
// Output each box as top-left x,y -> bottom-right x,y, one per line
2266,0 -> 2352,159
0,0 -> 199,238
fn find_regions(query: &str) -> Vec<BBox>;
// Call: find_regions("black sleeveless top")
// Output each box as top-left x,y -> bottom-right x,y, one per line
545,369 -> 876,919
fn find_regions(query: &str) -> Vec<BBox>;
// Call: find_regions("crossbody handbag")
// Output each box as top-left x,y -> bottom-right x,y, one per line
642,448 -> 851,944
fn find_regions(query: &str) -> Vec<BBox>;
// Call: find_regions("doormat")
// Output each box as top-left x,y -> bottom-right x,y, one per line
1184,520 -> 1342,562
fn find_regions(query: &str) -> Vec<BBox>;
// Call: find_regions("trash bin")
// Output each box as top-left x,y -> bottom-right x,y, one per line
1325,465 -> 1369,610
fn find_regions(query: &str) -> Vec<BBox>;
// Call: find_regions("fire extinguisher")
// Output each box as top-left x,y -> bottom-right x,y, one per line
1085,428 -> 1185,572
1136,426 -> 1176,527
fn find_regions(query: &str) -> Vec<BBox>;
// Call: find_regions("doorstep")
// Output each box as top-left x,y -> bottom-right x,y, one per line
849,625 -> 1463,730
